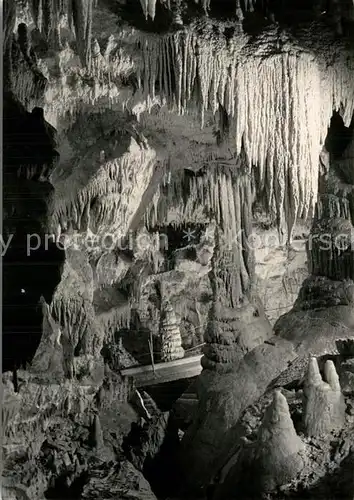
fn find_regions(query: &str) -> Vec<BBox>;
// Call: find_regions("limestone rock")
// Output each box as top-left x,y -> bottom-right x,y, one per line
303,358 -> 346,438
214,391 -> 305,498
179,336 -> 298,488
254,390 -> 305,491
4,2 -> 354,499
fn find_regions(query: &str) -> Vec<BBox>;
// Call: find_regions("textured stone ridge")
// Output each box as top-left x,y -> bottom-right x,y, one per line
214,390 -> 306,498
81,460 -> 158,500
255,390 -> 306,489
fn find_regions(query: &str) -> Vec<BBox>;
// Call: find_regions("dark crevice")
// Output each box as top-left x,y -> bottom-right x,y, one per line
144,377 -> 195,412
2,238 -> 65,372
3,93 -> 64,372
325,112 -> 353,158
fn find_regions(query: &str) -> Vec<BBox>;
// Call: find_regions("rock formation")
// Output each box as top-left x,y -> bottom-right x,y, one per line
214,390 -> 306,499
2,0 -> 354,498
159,299 -> 185,362
212,356 -> 353,499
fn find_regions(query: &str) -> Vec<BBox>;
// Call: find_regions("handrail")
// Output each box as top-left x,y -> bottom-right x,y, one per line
121,353 -> 203,376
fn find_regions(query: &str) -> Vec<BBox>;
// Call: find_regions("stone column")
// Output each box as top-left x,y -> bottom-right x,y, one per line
179,168 -> 273,489
160,300 -> 185,362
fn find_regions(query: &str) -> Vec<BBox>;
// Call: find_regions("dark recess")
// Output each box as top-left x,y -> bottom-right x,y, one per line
2,93 -> 64,372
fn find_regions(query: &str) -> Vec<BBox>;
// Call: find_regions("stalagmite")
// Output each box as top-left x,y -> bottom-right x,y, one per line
28,0 -> 94,65
309,196 -> 354,281
255,390 -> 305,491
92,414 -> 104,449
303,357 -> 346,438
159,300 -> 185,361
213,389 -> 306,499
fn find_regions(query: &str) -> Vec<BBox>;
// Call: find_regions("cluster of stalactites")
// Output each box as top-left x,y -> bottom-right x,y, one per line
315,193 -> 351,221
49,137 -> 156,241
137,0 -> 266,22
139,0 -> 158,21
209,169 -> 253,307
308,219 -> 354,281
138,0 -> 354,28
146,165 -> 252,238
138,32 -> 354,240
28,0 -> 94,66
146,166 -> 253,306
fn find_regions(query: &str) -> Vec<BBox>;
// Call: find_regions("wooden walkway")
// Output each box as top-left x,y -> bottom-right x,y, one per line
120,354 -> 203,387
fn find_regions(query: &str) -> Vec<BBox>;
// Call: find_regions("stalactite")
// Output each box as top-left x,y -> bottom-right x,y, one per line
145,161 -> 252,262
50,293 -> 102,364
29,0 -> 43,31
316,193 -> 350,221
71,0 -> 93,67
137,31 -> 354,238
28,0 -> 94,65
139,0 -> 157,20
303,358 -> 346,437
99,304 -> 131,341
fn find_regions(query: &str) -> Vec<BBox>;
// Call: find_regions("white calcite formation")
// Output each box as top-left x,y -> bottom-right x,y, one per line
254,390 -> 305,491
213,390 -> 306,498
303,357 -> 346,438
159,300 -> 185,362
138,0 -> 354,30
25,0 -> 95,64
136,28 -> 354,237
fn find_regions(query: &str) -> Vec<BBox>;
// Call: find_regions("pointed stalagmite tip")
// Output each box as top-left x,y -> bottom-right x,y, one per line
307,357 -> 322,386
324,360 -> 341,392
262,390 -> 293,430
273,389 -> 289,412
